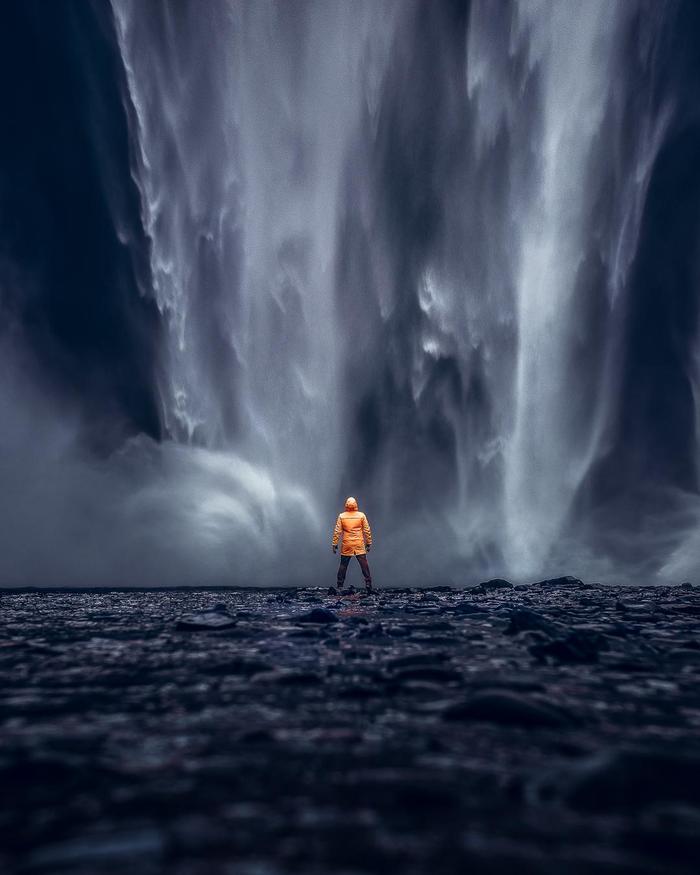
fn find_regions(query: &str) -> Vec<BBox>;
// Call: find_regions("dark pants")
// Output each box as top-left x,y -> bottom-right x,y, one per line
337,553 -> 372,588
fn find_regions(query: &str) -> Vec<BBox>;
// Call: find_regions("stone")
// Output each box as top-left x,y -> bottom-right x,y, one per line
205,658 -> 273,676
534,575 -> 586,588
442,690 -> 572,728
295,607 -> 339,624
504,608 -> 559,637
388,652 -> 450,669
175,606 -> 237,630
394,666 -> 462,683
665,648 -> 700,664
530,629 -> 607,664
470,578 -> 513,593
565,749 -> 700,813
26,828 -> 165,869
452,602 -> 488,615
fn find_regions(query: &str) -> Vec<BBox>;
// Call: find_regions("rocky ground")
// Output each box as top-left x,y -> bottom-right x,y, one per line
1,577 -> 700,874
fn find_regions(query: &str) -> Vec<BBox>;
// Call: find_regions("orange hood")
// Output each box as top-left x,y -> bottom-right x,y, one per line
344,496 -> 358,511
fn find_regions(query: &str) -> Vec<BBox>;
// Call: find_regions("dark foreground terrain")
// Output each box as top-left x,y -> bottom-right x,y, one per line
2,578 -> 700,874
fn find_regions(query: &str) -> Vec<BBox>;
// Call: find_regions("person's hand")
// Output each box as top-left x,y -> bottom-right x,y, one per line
366,544 -> 371,552
332,545 -> 337,554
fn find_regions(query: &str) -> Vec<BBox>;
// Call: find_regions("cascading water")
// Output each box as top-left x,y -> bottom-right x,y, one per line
1,0 -> 696,587
468,0 -> 674,576
104,0 -> 696,585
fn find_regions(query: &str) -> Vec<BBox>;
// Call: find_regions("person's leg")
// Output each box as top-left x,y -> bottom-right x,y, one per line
356,553 -> 372,590
337,555 -> 351,588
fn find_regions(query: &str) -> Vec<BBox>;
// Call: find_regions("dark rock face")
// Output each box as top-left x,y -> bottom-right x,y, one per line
1,581 -> 699,873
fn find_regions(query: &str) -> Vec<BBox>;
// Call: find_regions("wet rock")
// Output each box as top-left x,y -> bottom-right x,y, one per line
337,684 -> 382,700
504,608 -> 559,637
295,607 -> 339,624
356,622 -> 386,638
603,655 -> 659,672
175,606 -> 237,631
452,602 -> 488,615
565,748 -> 700,813
171,814 -> 232,854
469,672 -> 547,693
205,658 -> 273,676
535,575 -> 586,588
388,652 -> 450,669
286,626 -> 326,638
238,727 -> 276,745
394,666 -> 462,684
665,648 -> 700,664
272,670 -> 324,686
344,615 -> 369,626
442,690 -> 572,728
26,827 -> 165,870
469,578 -> 513,594
530,628 -> 607,664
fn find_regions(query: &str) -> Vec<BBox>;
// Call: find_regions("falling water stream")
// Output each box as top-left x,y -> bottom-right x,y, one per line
83,0 -> 697,585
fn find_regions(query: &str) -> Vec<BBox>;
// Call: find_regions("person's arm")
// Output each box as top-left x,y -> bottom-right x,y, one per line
362,513 -> 372,551
332,515 -> 342,553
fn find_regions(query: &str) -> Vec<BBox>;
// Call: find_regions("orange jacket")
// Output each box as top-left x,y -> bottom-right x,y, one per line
332,497 -> 372,556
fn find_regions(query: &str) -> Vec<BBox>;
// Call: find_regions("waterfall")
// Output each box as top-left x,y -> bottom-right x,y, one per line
105,0 -> 689,584
466,0 -> 673,575
111,1 -> 399,562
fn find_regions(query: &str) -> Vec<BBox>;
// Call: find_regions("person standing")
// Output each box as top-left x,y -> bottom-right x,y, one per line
332,496 -> 373,592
